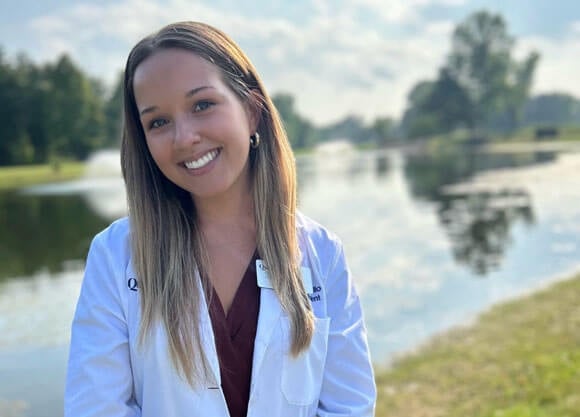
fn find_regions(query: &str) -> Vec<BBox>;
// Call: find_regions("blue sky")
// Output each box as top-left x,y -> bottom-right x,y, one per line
2,0 -> 579,124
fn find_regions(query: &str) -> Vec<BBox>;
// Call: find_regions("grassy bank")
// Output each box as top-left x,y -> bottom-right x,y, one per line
374,275 -> 580,417
0,162 -> 85,191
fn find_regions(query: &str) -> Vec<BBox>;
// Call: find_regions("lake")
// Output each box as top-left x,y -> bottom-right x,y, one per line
2,143 -> 580,416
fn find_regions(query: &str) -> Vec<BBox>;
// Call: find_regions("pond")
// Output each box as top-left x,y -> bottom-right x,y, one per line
2,144 -> 580,416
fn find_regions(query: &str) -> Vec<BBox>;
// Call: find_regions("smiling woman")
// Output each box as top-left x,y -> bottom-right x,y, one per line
64,21 -> 376,417
133,49 -> 257,202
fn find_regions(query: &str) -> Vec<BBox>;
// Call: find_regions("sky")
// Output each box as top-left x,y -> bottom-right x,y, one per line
2,0 -> 579,125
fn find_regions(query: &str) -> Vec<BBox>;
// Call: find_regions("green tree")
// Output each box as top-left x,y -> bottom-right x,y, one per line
371,117 -> 395,146
319,115 -> 374,144
402,71 -> 473,139
46,54 -> 106,159
446,10 -> 539,132
272,93 -> 319,149
401,81 -> 437,139
104,72 -> 124,147
523,93 -> 580,126
0,50 -> 34,164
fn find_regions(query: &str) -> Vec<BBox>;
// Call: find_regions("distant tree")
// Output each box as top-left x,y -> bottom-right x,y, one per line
319,115 -> 373,144
22,59 -> 57,163
502,51 -> 539,130
371,117 -> 396,146
401,10 -> 540,140
104,72 -> 124,147
272,93 -> 319,149
401,81 -> 436,139
523,93 -> 580,126
46,54 -> 106,159
402,70 -> 473,139
0,50 -> 34,164
446,10 -> 539,132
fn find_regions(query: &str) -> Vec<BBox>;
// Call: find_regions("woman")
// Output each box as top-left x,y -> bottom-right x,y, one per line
65,21 -> 376,417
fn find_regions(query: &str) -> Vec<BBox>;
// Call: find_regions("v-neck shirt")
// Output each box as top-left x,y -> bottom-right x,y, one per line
208,253 -> 261,417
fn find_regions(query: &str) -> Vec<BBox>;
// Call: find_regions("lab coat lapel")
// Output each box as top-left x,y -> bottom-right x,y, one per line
197,277 -> 222,388
251,286 -> 283,385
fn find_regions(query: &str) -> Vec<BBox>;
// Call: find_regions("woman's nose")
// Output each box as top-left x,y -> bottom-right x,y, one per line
174,117 -> 201,147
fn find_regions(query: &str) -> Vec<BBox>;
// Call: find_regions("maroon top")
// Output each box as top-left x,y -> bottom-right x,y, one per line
208,253 -> 260,417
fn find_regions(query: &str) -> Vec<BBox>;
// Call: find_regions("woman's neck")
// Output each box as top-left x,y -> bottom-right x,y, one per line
193,184 -> 256,242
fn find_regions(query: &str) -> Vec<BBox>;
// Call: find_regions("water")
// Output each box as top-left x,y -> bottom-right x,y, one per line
2,145 -> 580,416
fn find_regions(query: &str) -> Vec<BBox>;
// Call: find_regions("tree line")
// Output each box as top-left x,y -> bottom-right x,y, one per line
0,47 -> 392,166
1,10 -> 579,167
0,52 -> 123,166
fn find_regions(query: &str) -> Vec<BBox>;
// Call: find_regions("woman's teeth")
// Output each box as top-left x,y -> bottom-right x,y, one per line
184,149 -> 219,169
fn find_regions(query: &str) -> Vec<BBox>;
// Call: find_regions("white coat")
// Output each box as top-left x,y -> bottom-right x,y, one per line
65,213 -> 376,417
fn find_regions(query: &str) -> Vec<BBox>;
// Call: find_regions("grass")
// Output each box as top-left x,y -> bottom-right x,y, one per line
374,275 -> 580,417
0,161 -> 85,191
498,125 -> 580,143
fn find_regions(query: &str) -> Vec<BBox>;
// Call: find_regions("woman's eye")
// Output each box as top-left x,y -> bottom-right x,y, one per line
194,101 -> 214,112
149,119 -> 168,130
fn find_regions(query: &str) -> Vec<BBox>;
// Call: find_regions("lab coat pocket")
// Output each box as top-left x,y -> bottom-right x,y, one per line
281,316 -> 330,405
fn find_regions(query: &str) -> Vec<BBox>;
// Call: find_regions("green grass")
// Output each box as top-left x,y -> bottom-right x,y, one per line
0,161 -> 85,190
374,276 -> 580,417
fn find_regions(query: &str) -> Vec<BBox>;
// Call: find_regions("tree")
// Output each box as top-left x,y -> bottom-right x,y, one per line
402,70 -> 473,139
272,93 -> 319,149
0,50 -> 34,164
371,117 -> 395,146
446,10 -> 539,132
45,54 -> 106,159
104,72 -> 124,147
318,115 -> 375,144
523,93 -> 580,126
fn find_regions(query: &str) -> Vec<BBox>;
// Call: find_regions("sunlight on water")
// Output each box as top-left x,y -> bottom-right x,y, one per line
0,269 -> 82,349
83,149 -> 122,178
22,150 -> 127,220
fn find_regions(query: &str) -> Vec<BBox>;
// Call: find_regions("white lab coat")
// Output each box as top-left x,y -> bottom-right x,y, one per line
65,213 -> 376,417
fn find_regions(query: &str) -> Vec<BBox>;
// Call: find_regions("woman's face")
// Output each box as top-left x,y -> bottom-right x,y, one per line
133,48 -> 257,203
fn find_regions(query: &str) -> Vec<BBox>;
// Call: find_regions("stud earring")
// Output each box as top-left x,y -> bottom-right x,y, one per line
250,132 -> 260,149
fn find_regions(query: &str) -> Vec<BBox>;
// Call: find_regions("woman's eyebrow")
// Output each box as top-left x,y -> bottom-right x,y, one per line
185,85 -> 214,98
139,86 -> 216,116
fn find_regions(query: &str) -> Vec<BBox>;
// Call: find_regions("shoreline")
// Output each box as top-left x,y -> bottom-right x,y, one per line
374,273 -> 580,416
0,162 -> 85,191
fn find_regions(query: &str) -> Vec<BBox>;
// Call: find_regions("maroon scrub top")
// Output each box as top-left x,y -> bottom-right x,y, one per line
208,252 -> 261,417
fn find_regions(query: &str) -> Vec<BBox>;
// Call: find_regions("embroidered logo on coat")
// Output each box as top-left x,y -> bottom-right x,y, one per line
127,277 -> 138,291
309,285 -> 322,302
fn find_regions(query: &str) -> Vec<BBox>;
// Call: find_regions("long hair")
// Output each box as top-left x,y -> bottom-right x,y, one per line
121,21 -> 314,385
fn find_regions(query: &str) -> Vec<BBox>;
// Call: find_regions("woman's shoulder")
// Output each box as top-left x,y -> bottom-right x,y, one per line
296,211 -> 343,261
90,216 -> 131,257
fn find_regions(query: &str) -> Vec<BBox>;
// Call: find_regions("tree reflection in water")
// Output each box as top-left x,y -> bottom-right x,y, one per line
437,189 -> 534,275
0,191 -> 108,282
403,147 -> 550,276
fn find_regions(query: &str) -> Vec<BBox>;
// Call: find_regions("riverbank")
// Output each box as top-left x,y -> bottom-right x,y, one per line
374,274 -> 580,417
0,162 -> 85,191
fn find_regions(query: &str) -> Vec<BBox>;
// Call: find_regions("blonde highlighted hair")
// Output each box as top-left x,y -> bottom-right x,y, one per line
121,21 -> 314,385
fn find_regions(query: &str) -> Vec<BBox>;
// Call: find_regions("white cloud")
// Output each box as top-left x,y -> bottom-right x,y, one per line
15,0 -> 491,124
516,26 -> 580,98
15,0 -> 580,125
350,0 -> 467,24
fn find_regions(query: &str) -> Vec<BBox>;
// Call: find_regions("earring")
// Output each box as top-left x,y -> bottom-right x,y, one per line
250,132 -> 260,149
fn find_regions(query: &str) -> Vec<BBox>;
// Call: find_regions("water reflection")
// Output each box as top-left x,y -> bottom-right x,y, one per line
0,191 -> 108,282
374,153 -> 390,177
403,147 -> 556,202
402,148 -> 553,275
438,189 -> 534,275
3,146 -> 580,417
